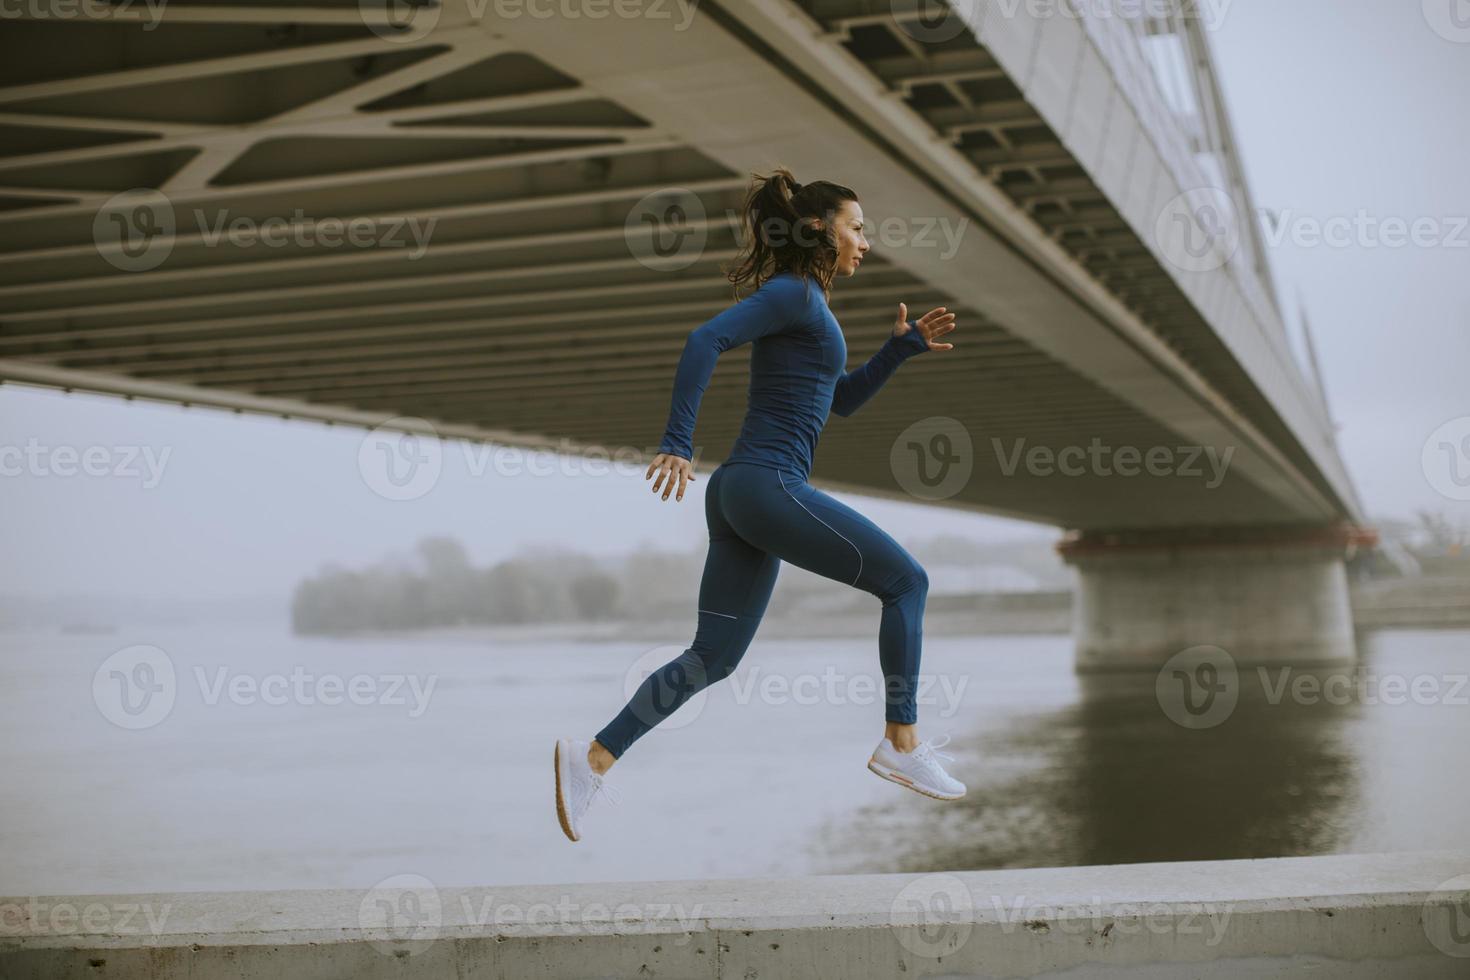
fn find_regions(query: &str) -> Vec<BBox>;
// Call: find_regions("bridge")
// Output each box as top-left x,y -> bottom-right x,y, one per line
0,0 -> 1374,667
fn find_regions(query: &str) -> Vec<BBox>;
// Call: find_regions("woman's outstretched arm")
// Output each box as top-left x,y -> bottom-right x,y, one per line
656,278 -> 804,461
830,320 -> 930,418
830,304 -> 956,418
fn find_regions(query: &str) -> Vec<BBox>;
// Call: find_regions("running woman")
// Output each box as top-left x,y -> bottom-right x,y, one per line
555,168 -> 963,842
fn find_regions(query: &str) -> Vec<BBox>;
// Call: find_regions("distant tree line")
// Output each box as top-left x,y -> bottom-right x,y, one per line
291,537 -> 634,635
289,530 -> 1090,635
292,535 -> 825,634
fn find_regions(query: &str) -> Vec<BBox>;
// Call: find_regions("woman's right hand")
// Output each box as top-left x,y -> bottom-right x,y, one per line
646,452 -> 697,502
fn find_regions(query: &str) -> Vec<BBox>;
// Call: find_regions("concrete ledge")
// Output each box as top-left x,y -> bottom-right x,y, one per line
4,851 -> 1469,978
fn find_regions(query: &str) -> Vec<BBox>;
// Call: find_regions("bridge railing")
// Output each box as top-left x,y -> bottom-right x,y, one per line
968,1 -> 1357,514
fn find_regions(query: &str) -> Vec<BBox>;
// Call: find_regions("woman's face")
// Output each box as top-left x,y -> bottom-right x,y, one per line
828,199 -> 870,276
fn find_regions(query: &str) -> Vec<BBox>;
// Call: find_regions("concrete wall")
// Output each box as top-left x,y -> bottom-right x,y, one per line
1068,543 -> 1357,670
5,850 -> 1469,978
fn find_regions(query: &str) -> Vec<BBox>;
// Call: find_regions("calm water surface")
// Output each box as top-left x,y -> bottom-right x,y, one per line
1,622 -> 1465,895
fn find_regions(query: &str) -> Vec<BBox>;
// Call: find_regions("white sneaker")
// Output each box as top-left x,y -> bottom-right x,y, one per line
868,732 -> 966,800
554,737 -> 623,842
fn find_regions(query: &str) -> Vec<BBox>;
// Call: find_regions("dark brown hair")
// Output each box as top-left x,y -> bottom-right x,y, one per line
722,166 -> 859,304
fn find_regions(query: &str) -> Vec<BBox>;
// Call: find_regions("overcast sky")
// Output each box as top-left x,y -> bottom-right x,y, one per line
1,0 -> 1466,603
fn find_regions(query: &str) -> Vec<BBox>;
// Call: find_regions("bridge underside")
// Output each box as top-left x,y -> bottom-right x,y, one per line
0,1 -> 1360,537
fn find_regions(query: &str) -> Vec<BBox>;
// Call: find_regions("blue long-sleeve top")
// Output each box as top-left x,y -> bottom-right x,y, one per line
656,270 -> 931,479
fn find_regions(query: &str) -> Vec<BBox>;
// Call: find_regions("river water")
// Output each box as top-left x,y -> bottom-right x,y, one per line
2,621 -> 1466,896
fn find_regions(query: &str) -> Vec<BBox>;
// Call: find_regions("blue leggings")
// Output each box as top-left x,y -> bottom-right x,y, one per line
594,461 -> 929,759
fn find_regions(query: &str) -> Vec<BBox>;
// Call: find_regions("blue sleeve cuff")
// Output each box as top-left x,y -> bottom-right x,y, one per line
891,320 -> 930,358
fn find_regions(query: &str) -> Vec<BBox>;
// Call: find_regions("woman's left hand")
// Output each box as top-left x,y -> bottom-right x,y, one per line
894,302 -> 957,351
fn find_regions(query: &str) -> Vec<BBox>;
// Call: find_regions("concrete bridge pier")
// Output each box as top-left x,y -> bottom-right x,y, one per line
1057,524 -> 1378,672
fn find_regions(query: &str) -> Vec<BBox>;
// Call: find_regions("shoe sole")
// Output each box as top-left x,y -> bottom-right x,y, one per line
867,757 -> 966,801
554,739 -> 579,842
